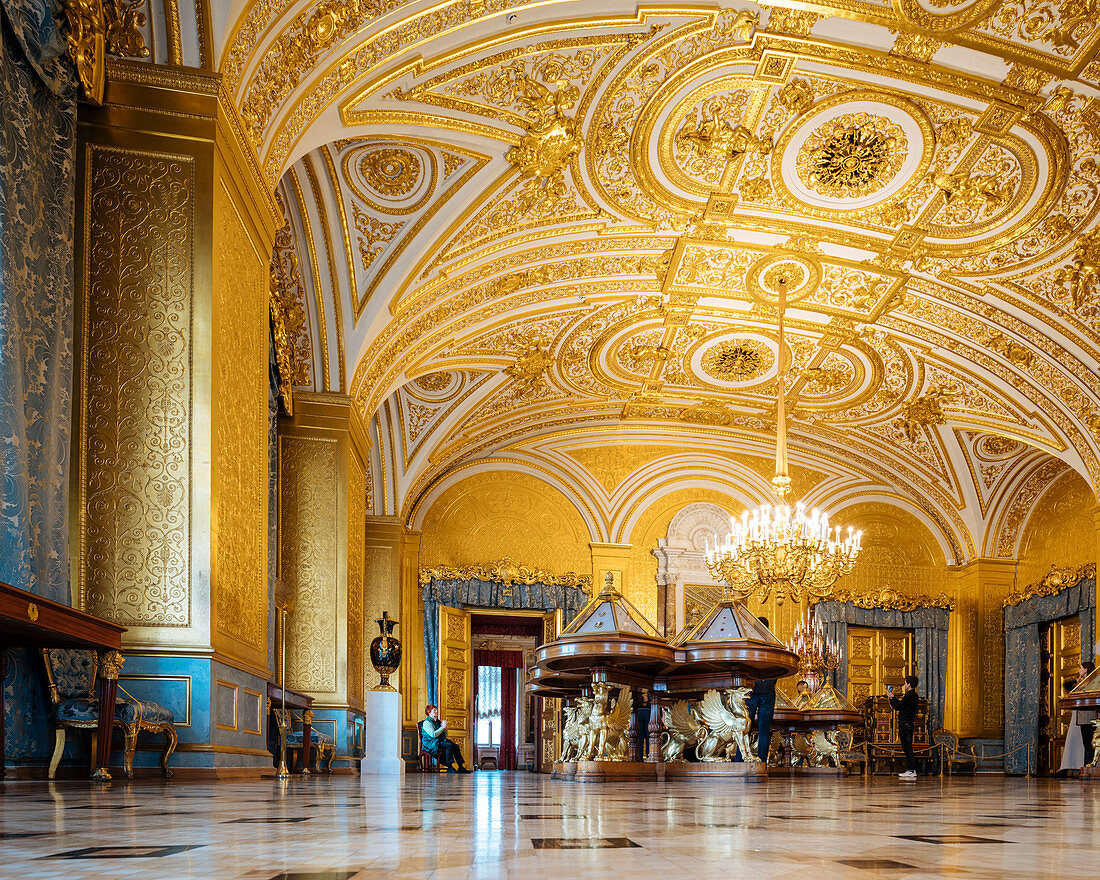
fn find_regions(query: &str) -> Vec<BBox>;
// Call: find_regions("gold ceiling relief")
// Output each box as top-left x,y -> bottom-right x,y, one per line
103,0 -> 149,58
360,148 -> 423,199
1054,228 -> 1100,310
893,383 -> 960,444
506,76 -> 584,194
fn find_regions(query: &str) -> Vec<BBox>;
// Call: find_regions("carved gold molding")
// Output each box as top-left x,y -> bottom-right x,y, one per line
419,556 -> 592,595
1003,561 -> 1096,607
819,587 -> 954,611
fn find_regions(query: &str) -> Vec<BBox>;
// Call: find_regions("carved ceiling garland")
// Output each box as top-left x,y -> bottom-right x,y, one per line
418,557 -> 592,595
1003,562 -> 1097,606
816,587 -> 954,611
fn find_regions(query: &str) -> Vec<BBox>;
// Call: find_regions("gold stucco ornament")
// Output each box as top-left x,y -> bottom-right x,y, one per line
506,77 -> 583,193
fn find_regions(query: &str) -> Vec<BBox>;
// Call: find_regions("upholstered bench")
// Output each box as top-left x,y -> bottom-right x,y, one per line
42,649 -> 177,778
287,727 -> 336,773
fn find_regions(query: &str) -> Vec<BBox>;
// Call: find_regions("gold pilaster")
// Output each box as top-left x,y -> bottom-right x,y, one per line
1094,509 -> 1100,637
946,559 -> 1016,738
73,61 -> 277,677
400,529 -> 423,728
278,393 -> 368,713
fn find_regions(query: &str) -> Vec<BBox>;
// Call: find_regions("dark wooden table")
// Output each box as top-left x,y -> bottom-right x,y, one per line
1,581 -> 126,780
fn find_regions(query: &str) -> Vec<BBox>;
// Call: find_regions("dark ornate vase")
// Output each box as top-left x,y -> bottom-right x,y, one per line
369,611 -> 401,691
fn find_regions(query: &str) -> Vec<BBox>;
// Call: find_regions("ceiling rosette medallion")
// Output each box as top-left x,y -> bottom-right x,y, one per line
772,91 -> 935,213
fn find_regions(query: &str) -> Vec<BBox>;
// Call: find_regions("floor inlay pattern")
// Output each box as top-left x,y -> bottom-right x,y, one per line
0,774 -> 1097,878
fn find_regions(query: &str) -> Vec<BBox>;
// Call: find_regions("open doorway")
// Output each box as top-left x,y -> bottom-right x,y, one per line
470,613 -> 544,771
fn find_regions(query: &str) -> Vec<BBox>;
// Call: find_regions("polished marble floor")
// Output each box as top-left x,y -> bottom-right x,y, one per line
1,772 -> 1097,879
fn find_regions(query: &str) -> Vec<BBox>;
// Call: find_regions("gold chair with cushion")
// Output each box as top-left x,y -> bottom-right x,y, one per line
40,649 -> 177,778
933,728 -> 977,775
835,727 -> 868,775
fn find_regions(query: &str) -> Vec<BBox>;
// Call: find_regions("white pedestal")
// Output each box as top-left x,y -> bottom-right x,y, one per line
361,689 -> 404,775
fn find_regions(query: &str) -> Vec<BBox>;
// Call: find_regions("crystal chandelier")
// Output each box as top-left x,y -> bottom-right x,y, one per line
704,277 -> 862,604
787,609 -> 841,695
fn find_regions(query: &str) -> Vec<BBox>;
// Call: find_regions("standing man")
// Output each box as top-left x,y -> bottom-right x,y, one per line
1076,661 -> 1097,766
745,616 -> 777,765
421,704 -> 471,772
888,675 -> 919,779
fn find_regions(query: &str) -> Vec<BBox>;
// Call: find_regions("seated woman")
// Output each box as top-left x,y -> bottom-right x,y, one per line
421,704 -> 471,772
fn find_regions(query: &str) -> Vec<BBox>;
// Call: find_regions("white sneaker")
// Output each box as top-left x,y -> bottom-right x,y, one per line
900,770 -> 917,778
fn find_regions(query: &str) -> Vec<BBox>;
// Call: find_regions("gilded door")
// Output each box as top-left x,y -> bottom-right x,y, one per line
1040,616 -> 1081,774
846,627 -> 914,709
438,606 -> 471,761
538,610 -> 561,774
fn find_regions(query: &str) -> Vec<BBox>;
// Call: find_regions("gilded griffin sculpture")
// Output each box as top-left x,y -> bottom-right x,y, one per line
585,683 -> 633,761
693,687 -> 754,762
560,697 -> 594,762
661,699 -> 704,762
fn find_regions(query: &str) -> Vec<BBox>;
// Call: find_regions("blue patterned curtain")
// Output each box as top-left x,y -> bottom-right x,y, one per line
1003,576 -> 1095,775
0,0 -> 77,769
422,578 -> 588,703
814,602 -> 950,733
0,0 -> 77,603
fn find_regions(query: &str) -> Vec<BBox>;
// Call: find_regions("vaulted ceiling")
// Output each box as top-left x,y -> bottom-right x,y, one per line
136,0 -> 1100,559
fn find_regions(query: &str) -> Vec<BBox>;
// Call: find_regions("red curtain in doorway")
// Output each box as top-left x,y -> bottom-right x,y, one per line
474,649 -> 523,770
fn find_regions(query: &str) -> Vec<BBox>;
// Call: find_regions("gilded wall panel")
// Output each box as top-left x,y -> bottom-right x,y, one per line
80,144 -> 194,627
281,435 -> 339,693
347,458 -> 366,708
213,180 -> 269,655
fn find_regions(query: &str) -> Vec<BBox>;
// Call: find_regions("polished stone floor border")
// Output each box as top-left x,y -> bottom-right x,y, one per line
0,772 -> 1097,879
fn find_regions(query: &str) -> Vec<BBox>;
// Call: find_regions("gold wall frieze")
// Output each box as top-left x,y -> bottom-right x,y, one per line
418,557 -> 592,594
1004,562 -> 1096,606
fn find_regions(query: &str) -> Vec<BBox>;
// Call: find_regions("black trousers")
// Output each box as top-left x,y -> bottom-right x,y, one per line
433,738 -> 465,767
746,692 -> 776,763
1081,725 -> 1095,767
899,722 -> 915,772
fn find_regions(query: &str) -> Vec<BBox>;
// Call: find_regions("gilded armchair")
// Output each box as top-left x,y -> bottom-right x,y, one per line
932,728 -> 977,775
284,710 -> 336,773
835,727 -> 868,775
41,649 -> 178,778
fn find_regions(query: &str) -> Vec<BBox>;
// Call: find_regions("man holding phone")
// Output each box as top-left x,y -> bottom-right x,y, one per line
888,675 -> 919,779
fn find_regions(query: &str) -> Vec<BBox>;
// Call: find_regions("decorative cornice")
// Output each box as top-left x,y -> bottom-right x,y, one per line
819,587 -> 954,611
419,556 -> 591,595
1003,562 -> 1096,607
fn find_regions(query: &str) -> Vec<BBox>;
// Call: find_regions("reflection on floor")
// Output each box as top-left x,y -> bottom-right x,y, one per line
0,772 -> 1097,879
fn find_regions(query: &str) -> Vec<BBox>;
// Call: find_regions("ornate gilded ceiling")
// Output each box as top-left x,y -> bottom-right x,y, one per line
200,0 -> 1100,560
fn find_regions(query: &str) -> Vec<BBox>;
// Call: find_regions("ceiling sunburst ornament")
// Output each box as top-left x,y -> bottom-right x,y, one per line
700,339 -> 773,381
797,114 -> 907,199
773,92 -> 934,213
361,148 -> 421,197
